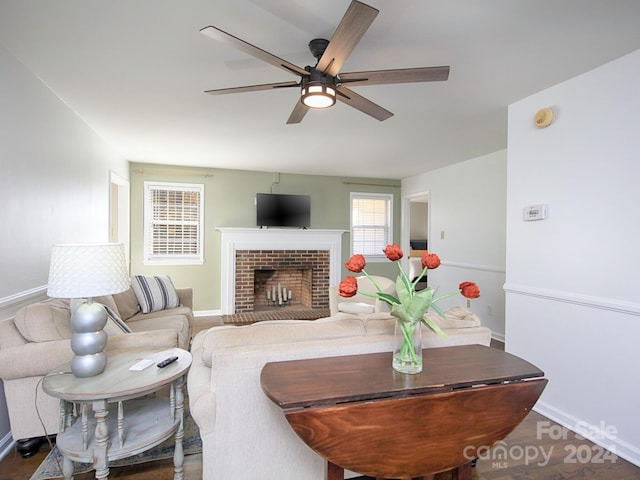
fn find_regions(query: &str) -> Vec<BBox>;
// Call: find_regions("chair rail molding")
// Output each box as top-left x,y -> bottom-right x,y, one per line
0,286 -> 48,319
503,283 -> 640,316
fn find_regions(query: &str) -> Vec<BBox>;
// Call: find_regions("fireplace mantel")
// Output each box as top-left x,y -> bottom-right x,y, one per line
217,228 -> 345,314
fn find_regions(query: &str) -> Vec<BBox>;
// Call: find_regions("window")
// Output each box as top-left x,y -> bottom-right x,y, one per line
350,192 -> 393,260
143,181 -> 204,265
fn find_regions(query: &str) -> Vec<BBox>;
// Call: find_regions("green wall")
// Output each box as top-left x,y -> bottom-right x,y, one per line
129,163 -> 401,312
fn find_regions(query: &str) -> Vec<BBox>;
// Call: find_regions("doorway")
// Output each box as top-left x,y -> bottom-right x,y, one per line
403,192 -> 429,289
109,172 -> 130,265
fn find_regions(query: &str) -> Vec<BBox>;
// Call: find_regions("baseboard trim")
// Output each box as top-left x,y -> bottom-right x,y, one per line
0,432 -> 15,462
194,309 -> 222,318
534,400 -> 640,468
491,332 -> 505,343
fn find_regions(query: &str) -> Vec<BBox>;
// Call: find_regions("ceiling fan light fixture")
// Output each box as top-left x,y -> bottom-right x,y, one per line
301,82 -> 336,109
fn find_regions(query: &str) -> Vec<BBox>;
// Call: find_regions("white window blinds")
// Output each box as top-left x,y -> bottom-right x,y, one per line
144,182 -> 204,265
350,193 -> 393,258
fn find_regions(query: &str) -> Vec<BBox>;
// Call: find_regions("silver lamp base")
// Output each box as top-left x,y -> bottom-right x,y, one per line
71,351 -> 108,378
70,299 -> 108,377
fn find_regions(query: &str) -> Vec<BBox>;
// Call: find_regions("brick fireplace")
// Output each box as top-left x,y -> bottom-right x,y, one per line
217,228 -> 345,314
235,249 -> 330,313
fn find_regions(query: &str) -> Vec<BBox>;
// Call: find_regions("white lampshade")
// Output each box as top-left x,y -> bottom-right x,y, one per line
47,243 -> 130,299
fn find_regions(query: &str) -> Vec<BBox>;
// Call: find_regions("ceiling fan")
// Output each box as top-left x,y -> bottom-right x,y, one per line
200,0 -> 449,124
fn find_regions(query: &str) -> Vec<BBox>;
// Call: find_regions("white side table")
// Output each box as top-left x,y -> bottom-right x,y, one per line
43,347 -> 192,480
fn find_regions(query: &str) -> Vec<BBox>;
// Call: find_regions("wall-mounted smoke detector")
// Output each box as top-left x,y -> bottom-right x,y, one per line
534,108 -> 554,128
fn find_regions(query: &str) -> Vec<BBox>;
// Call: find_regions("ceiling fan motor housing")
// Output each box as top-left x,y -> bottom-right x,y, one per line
308,38 -> 330,59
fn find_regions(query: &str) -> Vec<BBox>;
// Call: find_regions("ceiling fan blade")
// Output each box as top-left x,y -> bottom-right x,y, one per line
316,1 -> 379,77
205,81 -> 299,95
339,66 -> 450,87
200,26 -> 309,77
286,100 -> 310,124
336,85 -> 393,121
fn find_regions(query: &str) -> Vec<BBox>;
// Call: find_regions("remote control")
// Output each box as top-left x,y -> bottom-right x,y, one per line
157,356 -> 179,368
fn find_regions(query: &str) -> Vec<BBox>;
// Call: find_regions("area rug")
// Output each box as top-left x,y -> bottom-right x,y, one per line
29,411 -> 201,480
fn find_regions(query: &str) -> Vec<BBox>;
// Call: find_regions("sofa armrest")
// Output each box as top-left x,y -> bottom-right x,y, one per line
0,330 -> 181,381
0,339 -> 73,380
177,288 -> 193,310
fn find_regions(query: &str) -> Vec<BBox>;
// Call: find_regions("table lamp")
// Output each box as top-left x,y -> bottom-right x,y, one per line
47,243 -> 130,377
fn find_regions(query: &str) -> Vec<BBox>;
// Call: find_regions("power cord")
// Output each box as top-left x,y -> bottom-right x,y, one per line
35,374 -> 72,475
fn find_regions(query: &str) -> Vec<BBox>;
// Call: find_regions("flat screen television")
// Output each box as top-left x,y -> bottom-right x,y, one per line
256,193 -> 311,228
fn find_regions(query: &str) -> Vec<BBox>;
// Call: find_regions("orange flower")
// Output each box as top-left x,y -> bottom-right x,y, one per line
345,254 -> 366,273
338,276 -> 358,298
421,251 -> 441,269
459,282 -> 480,299
383,244 -> 403,262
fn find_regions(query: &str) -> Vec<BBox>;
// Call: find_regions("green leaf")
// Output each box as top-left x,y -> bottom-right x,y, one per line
390,295 -> 431,324
404,293 -> 432,321
395,275 -> 412,304
377,292 -> 400,305
422,316 -> 447,337
414,287 -> 434,302
430,302 -> 447,320
390,303 -> 413,323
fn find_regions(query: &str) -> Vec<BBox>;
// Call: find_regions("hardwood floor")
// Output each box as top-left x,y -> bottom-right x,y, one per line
2,330 -> 638,479
3,411 -> 639,480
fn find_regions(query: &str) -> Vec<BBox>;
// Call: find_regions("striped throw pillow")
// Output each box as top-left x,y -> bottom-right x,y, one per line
131,275 -> 180,314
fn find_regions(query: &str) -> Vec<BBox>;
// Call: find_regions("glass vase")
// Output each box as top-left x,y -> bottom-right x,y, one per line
392,318 -> 423,374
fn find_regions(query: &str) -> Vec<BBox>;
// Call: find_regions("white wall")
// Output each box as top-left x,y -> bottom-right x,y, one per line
505,49 -> 640,466
0,45 -> 128,454
402,150 -> 507,339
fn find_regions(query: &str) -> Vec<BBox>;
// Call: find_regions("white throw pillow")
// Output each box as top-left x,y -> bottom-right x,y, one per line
131,275 -> 180,314
338,302 -> 375,315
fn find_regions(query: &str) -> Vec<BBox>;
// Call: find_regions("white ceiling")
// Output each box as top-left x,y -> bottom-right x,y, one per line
1,0 -> 639,179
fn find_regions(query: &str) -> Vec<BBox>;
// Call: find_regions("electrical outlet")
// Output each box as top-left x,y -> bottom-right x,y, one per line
440,231 -> 445,240
487,304 -> 493,316
466,299 -> 471,308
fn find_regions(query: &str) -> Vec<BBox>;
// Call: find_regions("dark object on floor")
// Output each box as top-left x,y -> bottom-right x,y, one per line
16,435 -> 55,458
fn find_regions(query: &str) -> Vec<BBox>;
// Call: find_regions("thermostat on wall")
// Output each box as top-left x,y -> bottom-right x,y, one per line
523,204 -> 548,221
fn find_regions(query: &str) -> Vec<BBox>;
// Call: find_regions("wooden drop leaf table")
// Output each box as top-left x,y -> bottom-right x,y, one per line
261,344 -> 547,480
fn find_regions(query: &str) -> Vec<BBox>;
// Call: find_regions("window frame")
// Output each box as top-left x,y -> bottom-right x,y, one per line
143,181 -> 205,266
349,192 -> 394,262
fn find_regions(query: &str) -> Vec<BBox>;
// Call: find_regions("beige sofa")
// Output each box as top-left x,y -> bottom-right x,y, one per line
188,307 -> 491,480
0,287 -> 193,447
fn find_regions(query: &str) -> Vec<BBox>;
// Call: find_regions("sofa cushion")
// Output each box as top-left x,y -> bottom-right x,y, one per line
127,305 -> 193,323
14,299 -> 72,342
127,314 -> 191,350
131,275 -> 180,314
361,307 -> 481,335
428,306 -> 481,329
112,288 -> 141,320
200,314 -> 366,367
